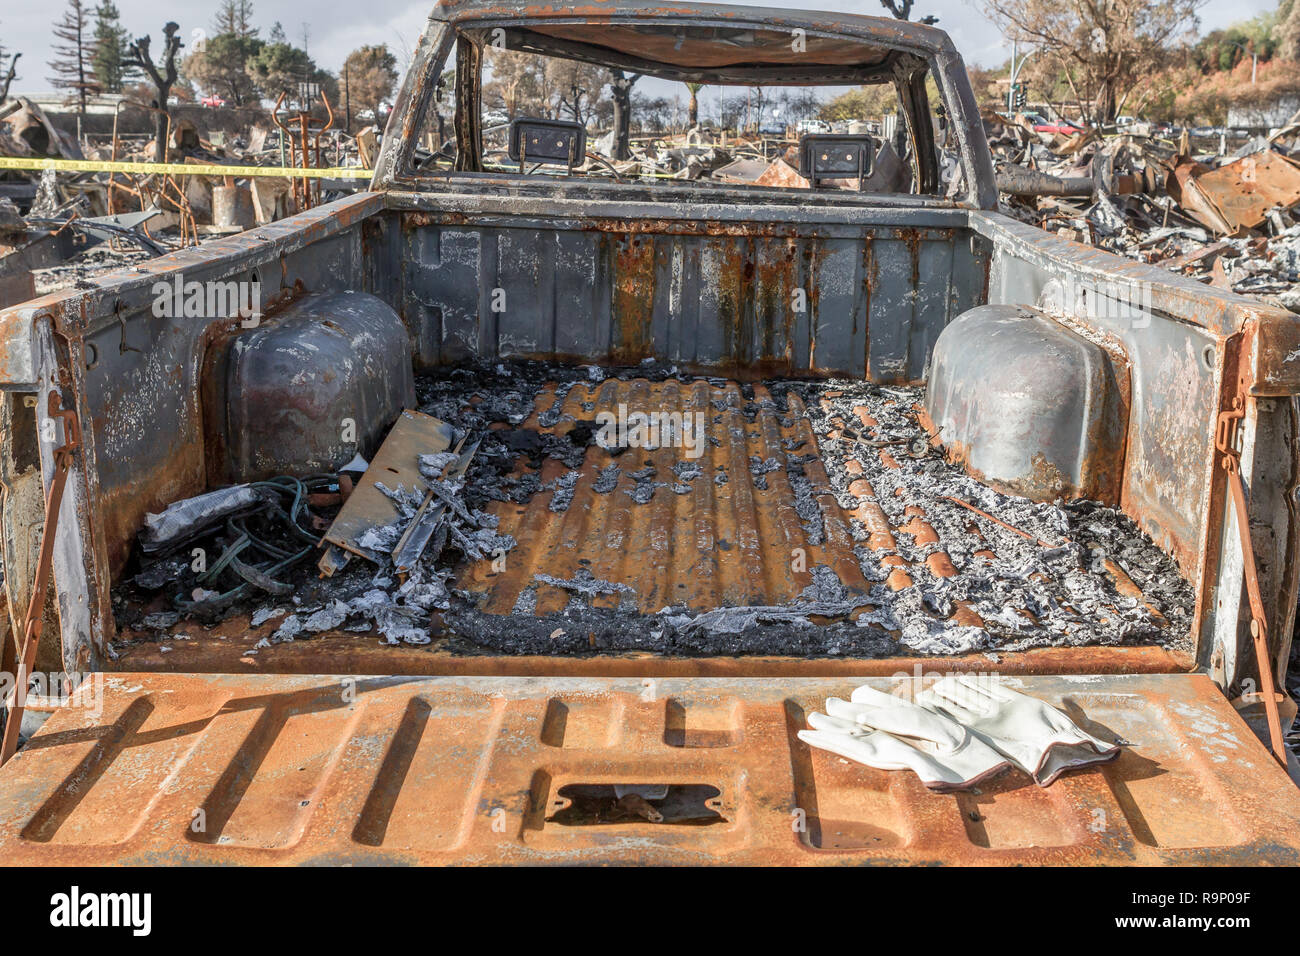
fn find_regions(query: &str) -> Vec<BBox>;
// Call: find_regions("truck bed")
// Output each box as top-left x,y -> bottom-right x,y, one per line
3,0 -> 1298,868
109,362 -> 1193,665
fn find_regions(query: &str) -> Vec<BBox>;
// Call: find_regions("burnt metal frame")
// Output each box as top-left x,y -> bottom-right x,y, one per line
973,210 -> 1300,701
0,3 -> 1297,703
457,31 -> 937,191
0,392 -> 79,764
373,2 -> 982,206
1,178 -> 1297,698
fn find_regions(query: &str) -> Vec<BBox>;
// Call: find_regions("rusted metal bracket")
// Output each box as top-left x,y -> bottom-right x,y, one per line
0,392 -> 80,766
271,90 -> 336,213
1215,396 -> 1289,768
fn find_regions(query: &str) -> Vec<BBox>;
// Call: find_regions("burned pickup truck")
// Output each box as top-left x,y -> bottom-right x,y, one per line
0,0 -> 1299,865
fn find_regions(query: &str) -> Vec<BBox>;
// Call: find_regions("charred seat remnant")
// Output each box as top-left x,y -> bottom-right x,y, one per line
114,359 -> 1190,659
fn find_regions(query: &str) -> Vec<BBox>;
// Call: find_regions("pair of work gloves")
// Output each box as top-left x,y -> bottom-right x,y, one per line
799,675 -> 1120,791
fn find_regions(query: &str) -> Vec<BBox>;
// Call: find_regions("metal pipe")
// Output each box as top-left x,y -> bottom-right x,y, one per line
994,163 -> 1094,198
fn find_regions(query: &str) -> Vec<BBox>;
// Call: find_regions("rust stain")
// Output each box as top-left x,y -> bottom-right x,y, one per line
610,234 -> 656,363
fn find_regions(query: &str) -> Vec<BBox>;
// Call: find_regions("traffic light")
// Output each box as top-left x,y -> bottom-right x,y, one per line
1013,83 -> 1028,110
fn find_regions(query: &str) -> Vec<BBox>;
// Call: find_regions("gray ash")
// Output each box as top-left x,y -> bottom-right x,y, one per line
593,463 -> 622,493
421,363 -> 1192,658
114,359 -> 1196,661
786,377 -> 1194,652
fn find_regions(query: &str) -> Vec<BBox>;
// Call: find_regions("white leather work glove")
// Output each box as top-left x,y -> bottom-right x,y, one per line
799,688 -> 1014,792
915,675 -> 1121,786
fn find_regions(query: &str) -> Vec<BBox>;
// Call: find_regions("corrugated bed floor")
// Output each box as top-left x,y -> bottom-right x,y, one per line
462,378 -> 869,615
456,377 -> 1170,640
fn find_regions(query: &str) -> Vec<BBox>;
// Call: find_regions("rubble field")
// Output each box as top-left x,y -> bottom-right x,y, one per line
111,360 -> 1195,660
986,112 -> 1300,306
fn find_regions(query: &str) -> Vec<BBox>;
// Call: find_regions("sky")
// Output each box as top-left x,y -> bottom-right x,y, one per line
0,0 -> 1284,94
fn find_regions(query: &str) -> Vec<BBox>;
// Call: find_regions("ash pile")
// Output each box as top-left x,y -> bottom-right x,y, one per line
422,362 -> 1193,657
115,359 -> 1194,660
794,380 -> 1194,655
442,369 -> 1190,658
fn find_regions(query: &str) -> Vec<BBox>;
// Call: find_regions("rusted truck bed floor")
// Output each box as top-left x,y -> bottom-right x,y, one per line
112,363 -> 1193,662
444,370 -> 1192,656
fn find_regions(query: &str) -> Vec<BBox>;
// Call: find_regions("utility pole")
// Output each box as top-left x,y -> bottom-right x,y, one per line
343,67 -> 351,134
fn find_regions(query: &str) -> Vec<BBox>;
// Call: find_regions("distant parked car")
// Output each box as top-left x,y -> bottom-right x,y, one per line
1019,112 -> 1078,135
1033,117 -> 1085,136
797,119 -> 831,134
200,94 -> 226,108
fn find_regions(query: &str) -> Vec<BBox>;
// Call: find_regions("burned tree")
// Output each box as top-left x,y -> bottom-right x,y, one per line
544,58 -> 605,126
684,81 -> 702,127
609,69 -> 639,160
128,22 -> 184,162
880,0 -> 938,23
49,0 -> 97,116
0,53 -> 20,105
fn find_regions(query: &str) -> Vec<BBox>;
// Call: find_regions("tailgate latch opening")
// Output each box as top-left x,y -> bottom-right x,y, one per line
543,783 -> 726,827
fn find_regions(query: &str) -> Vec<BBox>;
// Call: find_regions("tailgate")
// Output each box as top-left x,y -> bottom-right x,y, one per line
0,672 -> 1296,865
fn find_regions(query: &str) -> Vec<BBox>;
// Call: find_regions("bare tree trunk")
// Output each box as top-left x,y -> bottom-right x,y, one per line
1097,79 -> 1118,125
77,32 -> 87,115
0,53 -> 20,104
610,70 -> 639,160
128,22 -> 183,162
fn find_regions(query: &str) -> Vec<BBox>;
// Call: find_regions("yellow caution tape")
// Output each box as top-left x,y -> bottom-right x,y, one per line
0,156 -> 373,179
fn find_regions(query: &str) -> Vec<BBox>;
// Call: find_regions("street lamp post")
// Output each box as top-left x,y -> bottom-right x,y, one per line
1007,40 -> 1034,113
1225,39 -> 1258,84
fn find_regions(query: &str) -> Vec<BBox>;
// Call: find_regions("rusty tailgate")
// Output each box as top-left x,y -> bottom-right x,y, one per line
0,672 -> 1296,865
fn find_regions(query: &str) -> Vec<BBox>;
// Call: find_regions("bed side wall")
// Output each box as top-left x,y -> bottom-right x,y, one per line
973,209 -> 1300,690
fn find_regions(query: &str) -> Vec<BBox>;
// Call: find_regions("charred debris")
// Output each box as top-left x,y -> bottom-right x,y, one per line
988,110 -> 1300,307
0,94 -> 374,305
11,82 -> 1300,309
113,359 -> 1195,660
